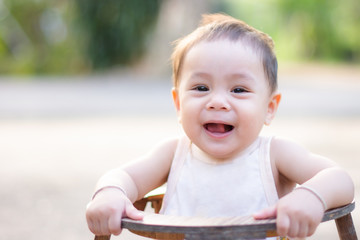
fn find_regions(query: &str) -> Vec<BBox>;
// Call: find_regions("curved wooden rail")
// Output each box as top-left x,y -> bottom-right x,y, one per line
94,202 -> 356,240
121,202 -> 355,240
123,213 -> 277,239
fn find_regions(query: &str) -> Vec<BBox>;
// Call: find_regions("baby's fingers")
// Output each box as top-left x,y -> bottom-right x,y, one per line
86,205 -> 103,235
86,216 -> 97,235
125,203 -> 144,220
253,205 -> 277,220
276,211 -> 291,237
86,214 -> 109,236
276,210 -> 314,238
107,203 -> 144,236
108,210 -> 122,236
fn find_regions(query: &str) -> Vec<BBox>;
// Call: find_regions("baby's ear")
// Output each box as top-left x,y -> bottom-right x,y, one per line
265,92 -> 281,125
172,88 -> 182,123
172,87 -> 181,111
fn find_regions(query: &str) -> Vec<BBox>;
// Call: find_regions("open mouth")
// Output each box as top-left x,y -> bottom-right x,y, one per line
204,123 -> 234,134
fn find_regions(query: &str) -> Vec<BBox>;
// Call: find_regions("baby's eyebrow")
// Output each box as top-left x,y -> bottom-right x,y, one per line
228,72 -> 255,81
190,72 -> 212,80
187,71 -> 256,84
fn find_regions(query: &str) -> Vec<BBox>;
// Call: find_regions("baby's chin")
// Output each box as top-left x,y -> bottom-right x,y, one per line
200,144 -> 240,162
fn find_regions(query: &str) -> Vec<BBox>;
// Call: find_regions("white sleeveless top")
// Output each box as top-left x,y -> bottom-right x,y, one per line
160,135 -> 279,217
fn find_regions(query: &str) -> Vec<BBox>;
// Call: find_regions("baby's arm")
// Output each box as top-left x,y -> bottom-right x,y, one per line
254,137 -> 354,238
86,138 -> 178,236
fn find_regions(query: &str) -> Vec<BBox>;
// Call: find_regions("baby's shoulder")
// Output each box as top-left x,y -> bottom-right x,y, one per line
269,136 -> 335,183
270,136 -> 307,157
268,137 -> 308,194
269,136 -> 312,174
152,137 -> 180,155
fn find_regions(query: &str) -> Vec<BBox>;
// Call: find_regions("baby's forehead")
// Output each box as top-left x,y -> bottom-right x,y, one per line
184,39 -> 264,72
189,38 -> 261,56
172,19 -> 277,92
178,38 -> 271,89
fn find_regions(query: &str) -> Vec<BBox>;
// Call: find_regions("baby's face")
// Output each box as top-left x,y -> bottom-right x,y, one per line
172,39 -> 279,160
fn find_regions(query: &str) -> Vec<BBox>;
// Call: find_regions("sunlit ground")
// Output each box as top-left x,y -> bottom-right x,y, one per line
0,63 -> 359,240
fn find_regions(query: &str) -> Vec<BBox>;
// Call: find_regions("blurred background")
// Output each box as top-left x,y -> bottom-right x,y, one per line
0,0 -> 359,75
0,0 -> 359,239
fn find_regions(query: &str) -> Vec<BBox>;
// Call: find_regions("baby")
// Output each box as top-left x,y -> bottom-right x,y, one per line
86,13 -> 354,239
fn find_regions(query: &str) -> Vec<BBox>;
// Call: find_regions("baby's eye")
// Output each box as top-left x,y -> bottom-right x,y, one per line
232,87 -> 248,93
193,85 -> 209,91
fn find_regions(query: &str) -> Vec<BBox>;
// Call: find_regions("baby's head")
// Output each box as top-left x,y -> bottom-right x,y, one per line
171,13 -> 277,93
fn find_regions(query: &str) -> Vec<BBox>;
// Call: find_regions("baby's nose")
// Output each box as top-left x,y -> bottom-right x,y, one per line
206,93 -> 231,111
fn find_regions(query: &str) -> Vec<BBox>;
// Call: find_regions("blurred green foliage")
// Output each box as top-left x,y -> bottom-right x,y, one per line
74,0 -> 161,70
0,0 -> 161,74
221,0 -> 360,62
0,0 -> 86,74
0,0 -> 358,75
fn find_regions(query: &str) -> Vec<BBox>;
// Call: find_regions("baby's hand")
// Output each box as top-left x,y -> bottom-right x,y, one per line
253,189 -> 324,238
86,188 -> 144,236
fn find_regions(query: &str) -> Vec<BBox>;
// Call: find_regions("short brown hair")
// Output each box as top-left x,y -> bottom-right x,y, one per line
171,13 -> 278,92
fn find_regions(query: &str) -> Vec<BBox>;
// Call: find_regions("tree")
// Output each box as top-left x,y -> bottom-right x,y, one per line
74,0 -> 162,70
